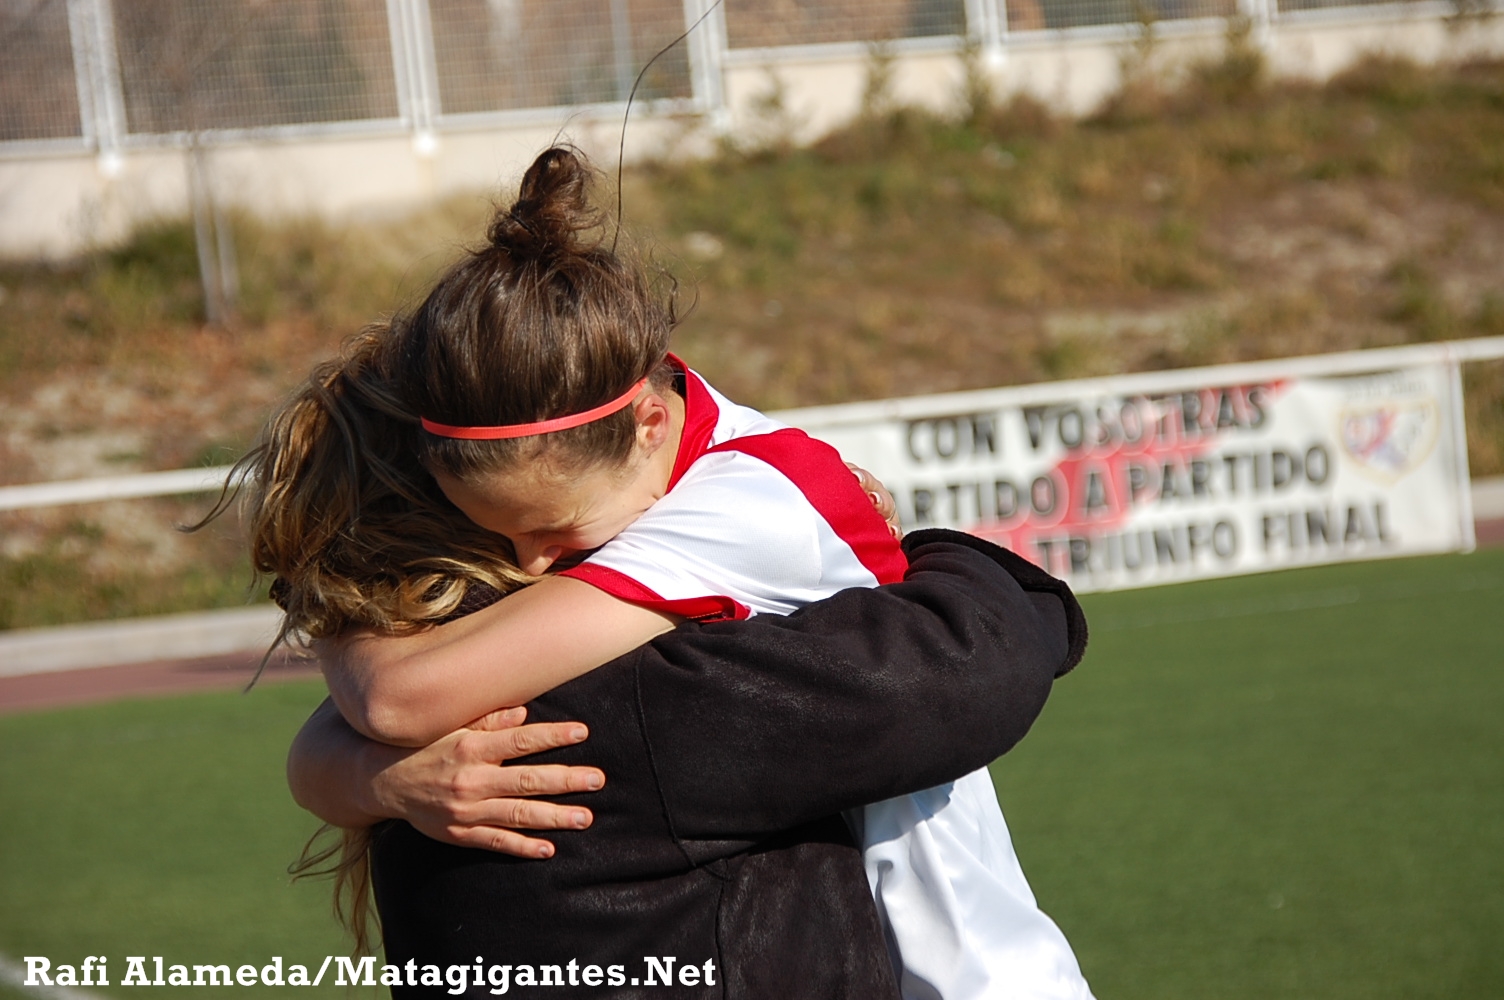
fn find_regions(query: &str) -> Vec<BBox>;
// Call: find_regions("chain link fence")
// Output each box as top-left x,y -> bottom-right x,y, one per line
0,0 -> 1463,150
0,0 -> 81,142
1027,0 -> 1234,30
1276,0 -> 1397,11
111,0 -> 399,134
431,0 -> 693,116
723,0 -> 966,49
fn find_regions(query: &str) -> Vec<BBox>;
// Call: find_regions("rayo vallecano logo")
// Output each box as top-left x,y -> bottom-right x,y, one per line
1339,398 -> 1439,482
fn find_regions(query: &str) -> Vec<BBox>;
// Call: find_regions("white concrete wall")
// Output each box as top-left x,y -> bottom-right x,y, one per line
3,5 -> 1501,260
721,4 -> 1504,136
0,112 -> 699,258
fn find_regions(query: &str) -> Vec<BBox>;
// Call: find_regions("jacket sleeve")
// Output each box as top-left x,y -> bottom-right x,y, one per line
630,528 -> 1088,842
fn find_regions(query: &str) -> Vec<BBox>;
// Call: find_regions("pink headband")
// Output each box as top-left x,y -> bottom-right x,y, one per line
419,378 -> 649,440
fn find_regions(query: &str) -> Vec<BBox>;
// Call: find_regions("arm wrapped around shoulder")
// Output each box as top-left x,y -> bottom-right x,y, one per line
636,528 -> 1088,840
901,527 -> 1089,678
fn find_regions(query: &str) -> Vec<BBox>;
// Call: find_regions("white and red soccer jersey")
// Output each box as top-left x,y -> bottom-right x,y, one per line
567,359 -> 1094,1000
559,359 -> 906,620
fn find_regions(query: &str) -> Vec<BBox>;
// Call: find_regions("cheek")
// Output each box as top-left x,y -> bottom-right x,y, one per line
557,526 -> 616,553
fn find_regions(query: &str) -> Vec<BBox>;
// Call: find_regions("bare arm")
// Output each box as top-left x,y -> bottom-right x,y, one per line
322,465 -> 894,747
322,575 -> 678,746
287,697 -> 606,856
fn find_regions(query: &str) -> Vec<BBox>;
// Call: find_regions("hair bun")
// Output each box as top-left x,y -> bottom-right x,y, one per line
488,146 -> 602,257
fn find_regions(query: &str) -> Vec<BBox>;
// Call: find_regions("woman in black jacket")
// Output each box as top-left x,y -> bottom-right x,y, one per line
287,530 -> 1087,998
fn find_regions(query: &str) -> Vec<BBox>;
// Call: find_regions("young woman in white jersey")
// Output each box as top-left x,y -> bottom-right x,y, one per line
250,147 -> 1092,1000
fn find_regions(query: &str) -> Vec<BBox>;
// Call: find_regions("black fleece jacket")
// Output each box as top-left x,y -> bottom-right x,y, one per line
370,529 -> 1089,999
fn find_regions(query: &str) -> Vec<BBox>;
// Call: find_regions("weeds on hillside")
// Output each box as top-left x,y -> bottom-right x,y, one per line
655,55 -> 1502,391
3,46 -> 1503,626
0,199 -> 486,389
0,498 -> 265,629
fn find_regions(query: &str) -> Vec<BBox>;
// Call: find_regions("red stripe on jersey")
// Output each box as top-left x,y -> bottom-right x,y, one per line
666,355 -> 720,491
559,562 -> 752,623
707,429 -> 909,585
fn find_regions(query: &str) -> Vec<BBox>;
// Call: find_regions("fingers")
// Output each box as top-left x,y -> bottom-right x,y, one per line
848,463 -> 902,539
458,721 -> 589,764
466,706 -> 528,731
427,796 -> 596,857
847,463 -> 892,513
438,824 -> 562,859
462,797 -> 594,832
847,462 -> 879,499
490,763 -> 605,798
866,480 -> 897,524
404,719 -> 603,858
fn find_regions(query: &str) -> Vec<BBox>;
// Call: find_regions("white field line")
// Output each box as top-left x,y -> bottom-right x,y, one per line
0,954 -> 110,1000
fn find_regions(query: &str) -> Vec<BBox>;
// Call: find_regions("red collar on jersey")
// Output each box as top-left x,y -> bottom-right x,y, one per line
665,354 -> 720,492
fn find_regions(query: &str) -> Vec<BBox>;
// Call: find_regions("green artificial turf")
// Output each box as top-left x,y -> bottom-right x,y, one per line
0,550 -> 1500,998
993,547 -> 1504,999
0,679 -> 350,998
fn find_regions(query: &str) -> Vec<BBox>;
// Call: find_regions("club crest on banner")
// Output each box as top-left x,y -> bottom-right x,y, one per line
1338,398 -> 1439,483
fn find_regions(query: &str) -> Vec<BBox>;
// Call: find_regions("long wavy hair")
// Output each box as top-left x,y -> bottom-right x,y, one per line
220,327 -> 534,956
207,145 -> 680,956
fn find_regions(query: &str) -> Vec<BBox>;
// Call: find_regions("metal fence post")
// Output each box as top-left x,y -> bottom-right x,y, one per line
1238,0 -> 1279,46
964,0 -> 1008,64
65,0 -> 127,173
386,0 -> 442,151
187,142 -> 235,327
683,0 -> 728,124
611,0 -> 636,102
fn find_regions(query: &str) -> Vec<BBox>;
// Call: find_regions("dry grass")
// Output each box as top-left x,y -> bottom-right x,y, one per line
0,499 -> 264,629
642,55 -> 1504,410
1,50 -> 1502,626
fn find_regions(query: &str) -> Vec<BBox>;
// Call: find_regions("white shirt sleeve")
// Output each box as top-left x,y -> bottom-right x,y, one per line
559,449 -> 882,620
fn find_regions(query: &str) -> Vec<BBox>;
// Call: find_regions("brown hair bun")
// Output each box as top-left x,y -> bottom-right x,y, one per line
398,144 -> 676,479
487,146 -> 602,258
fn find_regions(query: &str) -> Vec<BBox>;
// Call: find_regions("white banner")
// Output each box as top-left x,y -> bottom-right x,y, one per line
783,358 -> 1476,592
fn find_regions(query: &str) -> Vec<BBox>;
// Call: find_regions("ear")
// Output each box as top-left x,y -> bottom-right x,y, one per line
632,391 -> 674,456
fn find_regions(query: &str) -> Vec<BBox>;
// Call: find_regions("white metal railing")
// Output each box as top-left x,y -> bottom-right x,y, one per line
0,466 -> 235,513
773,338 -> 1504,429
3,338 -> 1502,514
